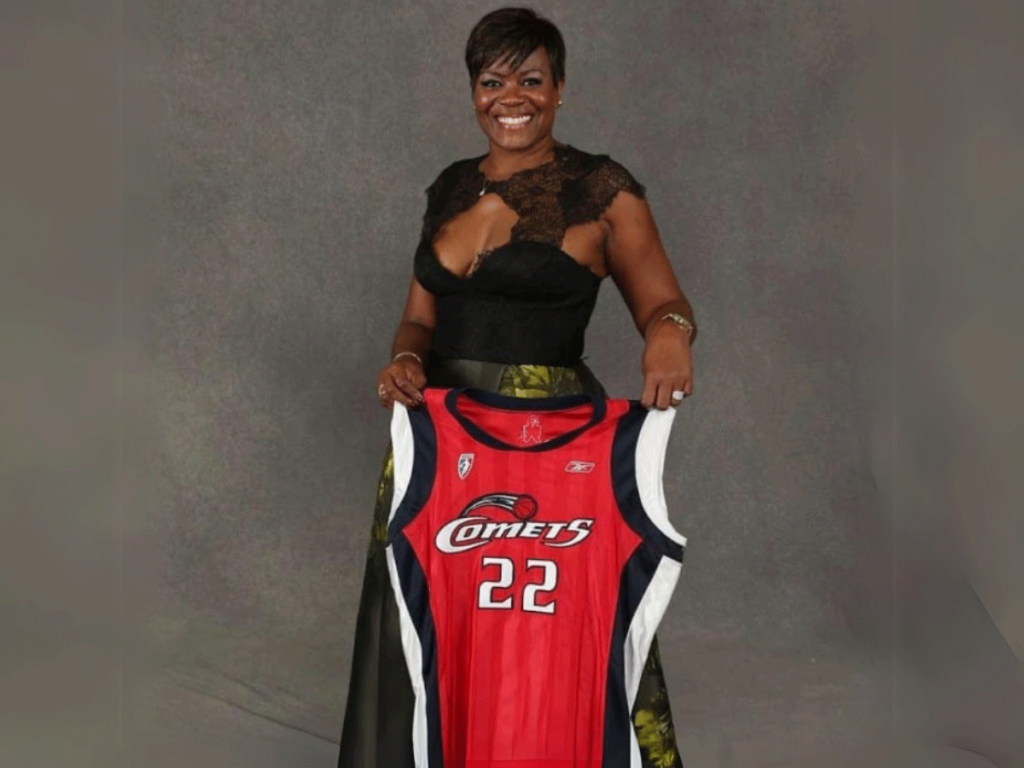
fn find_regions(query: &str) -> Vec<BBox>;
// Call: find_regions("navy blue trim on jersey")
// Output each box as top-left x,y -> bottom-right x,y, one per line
386,404 -> 443,766
387,404 -> 438,545
611,402 -> 685,561
603,544 -> 663,767
390,533 -> 444,767
444,387 -> 607,452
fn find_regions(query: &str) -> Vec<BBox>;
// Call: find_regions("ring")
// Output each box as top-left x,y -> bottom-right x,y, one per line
671,390 -> 686,401
377,384 -> 387,398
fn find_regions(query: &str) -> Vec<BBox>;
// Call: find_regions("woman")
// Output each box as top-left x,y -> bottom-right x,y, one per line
339,8 -> 697,768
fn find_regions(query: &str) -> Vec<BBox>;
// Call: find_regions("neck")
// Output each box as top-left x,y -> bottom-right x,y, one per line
481,136 -> 558,180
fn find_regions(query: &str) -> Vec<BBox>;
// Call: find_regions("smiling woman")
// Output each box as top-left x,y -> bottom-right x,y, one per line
473,46 -> 563,156
338,7 -> 696,768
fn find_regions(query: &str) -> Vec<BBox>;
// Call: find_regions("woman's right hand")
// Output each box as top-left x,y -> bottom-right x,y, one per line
376,357 -> 427,409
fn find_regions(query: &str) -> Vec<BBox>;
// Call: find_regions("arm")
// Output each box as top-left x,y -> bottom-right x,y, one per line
391,274 -> 436,361
604,190 -> 697,409
377,275 -> 436,409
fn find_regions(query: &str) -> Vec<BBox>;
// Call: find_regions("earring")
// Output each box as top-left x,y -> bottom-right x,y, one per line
557,99 -> 563,107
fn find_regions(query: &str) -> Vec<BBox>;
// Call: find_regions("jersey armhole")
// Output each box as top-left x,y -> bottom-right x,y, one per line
635,407 -> 688,548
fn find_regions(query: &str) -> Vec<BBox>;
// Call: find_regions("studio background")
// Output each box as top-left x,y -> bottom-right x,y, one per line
5,0 -> 1023,766
121,1 -> 895,766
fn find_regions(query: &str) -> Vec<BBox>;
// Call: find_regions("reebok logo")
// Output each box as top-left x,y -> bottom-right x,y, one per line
565,461 -> 595,473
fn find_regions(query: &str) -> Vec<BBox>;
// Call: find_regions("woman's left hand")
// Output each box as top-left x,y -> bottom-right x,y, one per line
639,322 -> 693,409
600,182 -> 698,410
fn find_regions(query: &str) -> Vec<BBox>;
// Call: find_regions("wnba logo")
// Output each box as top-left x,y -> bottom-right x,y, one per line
457,453 -> 474,479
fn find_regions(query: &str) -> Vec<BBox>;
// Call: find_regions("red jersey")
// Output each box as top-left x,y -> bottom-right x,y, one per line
385,387 -> 686,768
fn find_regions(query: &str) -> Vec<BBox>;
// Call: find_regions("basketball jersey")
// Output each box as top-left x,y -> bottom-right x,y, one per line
385,387 -> 686,768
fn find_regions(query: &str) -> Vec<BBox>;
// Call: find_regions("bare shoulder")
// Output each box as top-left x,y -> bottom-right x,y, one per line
603,182 -> 654,226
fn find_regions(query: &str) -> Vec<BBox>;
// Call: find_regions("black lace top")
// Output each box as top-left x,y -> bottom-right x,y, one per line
414,144 -> 646,366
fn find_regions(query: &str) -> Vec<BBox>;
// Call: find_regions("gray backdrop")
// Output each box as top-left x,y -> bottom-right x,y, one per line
124,1 -> 893,764
3,1 -> 1022,767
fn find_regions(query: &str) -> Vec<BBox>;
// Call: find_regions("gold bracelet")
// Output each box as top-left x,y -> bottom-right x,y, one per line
392,351 -> 423,366
659,312 -> 694,337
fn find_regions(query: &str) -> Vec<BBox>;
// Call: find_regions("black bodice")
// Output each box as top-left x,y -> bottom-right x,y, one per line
415,238 -> 602,365
414,144 -> 645,366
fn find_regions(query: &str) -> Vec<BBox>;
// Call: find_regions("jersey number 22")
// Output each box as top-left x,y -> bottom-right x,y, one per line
478,557 -> 558,614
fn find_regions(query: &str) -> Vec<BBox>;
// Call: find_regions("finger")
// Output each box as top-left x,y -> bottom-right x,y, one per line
645,378 -> 665,410
667,380 -> 689,407
385,381 -> 418,409
392,374 -> 423,404
408,367 -> 428,391
382,387 -> 413,410
385,371 -> 419,408
377,375 -> 411,410
390,362 -> 426,401
681,370 -> 693,396
406,365 -> 427,399
653,381 -> 673,410
639,375 -> 658,409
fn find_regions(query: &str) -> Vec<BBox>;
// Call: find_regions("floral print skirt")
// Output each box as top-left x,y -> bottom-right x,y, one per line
337,359 -> 683,768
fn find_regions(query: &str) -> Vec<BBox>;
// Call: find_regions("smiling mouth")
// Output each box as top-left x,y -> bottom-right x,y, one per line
495,115 -> 533,129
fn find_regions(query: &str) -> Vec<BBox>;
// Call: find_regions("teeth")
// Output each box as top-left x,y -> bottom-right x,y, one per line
497,115 -> 532,126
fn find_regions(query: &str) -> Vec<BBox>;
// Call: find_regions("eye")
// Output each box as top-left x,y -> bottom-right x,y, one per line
523,77 -> 542,87
480,79 -> 501,88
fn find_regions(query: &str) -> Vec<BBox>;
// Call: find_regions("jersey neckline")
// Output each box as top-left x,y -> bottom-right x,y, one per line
443,387 -> 607,452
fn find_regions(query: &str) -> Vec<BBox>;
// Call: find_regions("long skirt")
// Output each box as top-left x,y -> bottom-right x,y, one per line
337,358 -> 683,768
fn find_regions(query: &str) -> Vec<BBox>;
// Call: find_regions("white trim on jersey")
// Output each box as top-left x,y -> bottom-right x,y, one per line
630,724 -> 643,768
624,556 -> 682,707
386,548 -> 430,767
385,403 -> 431,765
389,402 -> 415,524
635,406 -> 688,547
626,406 -> 686,765
626,559 -> 683,768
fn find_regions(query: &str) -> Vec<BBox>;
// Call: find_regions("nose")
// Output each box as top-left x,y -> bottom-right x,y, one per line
498,84 -> 526,105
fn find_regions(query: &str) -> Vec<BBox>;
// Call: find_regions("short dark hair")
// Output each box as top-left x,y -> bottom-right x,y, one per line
465,8 -> 566,85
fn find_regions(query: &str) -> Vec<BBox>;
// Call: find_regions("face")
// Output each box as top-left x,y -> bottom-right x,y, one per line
472,47 -> 563,153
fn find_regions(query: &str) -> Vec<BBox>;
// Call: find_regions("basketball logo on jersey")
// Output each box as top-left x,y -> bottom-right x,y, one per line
520,415 -> 543,445
457,453 -> 474,479
435,492 -> 594,554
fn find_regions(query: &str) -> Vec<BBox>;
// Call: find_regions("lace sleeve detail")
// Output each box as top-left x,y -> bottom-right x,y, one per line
419,159 -> 481,244
420,164 -> 454,243
418,147 -> 646,251
593,157 -> 646,201
564,155 -> 646,229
